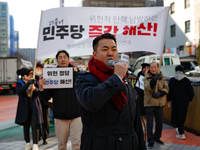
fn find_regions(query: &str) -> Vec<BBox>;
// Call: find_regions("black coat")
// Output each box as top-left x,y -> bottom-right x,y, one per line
134,71 -> 146,116
15,78 -> 43,125
75,72 -> 146,150
167,77 -> 194,126
40,68 -> 80,120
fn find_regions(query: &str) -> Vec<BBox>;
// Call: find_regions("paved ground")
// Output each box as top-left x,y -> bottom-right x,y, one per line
0,94 -> 200,150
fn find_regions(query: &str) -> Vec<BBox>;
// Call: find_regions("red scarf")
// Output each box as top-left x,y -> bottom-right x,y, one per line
88,57 -> 128,111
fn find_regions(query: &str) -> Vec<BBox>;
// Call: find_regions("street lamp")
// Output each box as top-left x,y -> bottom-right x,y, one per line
185,41 -> 191,47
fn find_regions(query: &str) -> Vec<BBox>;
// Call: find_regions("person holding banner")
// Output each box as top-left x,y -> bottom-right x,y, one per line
35,62 -> 51,145
15,67 -> 43,150
143,62 -> 169,149
39,50 -> 81,150
75,33 -> 146,150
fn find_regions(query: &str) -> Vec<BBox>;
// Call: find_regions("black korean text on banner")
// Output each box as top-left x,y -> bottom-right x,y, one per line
42,67 -> 73,89
37,7 -> 169,59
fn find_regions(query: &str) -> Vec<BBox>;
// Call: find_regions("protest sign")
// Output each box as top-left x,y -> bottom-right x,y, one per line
135,75 -> 144,90
36,7 -> 169,60
42,67 -> 73,89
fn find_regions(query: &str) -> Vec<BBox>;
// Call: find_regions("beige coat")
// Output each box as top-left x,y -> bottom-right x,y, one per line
143,71 -> 169,107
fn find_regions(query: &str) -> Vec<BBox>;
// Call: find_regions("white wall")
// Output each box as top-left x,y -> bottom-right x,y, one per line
164,0 -> 194,49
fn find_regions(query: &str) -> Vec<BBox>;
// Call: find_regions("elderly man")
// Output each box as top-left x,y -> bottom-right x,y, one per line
143,62 -> 169,149
75,33 -> 146,150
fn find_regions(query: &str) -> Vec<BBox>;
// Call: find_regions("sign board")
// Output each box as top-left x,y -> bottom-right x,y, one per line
43,58 -> 55,64
135,75 -> 144,90
21,59 -> 33,68
42,67 -> 73,89
120,54 -> 129,64
36,7 -> 169,59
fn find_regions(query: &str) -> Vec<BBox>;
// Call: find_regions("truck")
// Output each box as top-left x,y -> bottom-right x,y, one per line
132,54 -> 181,77
0,57 -> 22,93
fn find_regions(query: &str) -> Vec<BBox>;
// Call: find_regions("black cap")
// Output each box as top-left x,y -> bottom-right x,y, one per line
175,65 -> 184,72
141,63 -> 150,69
17,68 -> 32,76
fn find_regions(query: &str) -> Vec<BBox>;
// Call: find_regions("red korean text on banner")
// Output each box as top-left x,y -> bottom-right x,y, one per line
122,22 -> 158,37
89,25 -> 119,37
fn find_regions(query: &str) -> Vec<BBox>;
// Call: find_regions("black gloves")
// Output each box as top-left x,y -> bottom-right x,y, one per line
27,79 -> 35,85
152,90 -> 167,98
154,73 -> 162,80
152,91 -> 161,98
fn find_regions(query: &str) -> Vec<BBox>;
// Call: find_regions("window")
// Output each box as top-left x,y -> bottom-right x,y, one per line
134,59 -> 143,70
1,40 -> 7,45
164,58 -> 170,65
0,53 -> 7,57
1,19 -> 6,23
179,45 -> 184,50
185,20 -> 190,33
170,2 -> 175,14
1,33 -> 6,37
170,25 -> 176,37
1,4 -> 6,10
2,46 -> 7,51
1,12 -> 6,17
185,0 -> 190,9
1,26 -> 6,31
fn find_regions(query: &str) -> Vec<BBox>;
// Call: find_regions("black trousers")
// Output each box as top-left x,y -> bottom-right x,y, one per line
146,107 -> 163,144
23,108 -> 39,144
41,105 -> 50,141
177,125 -> 184,134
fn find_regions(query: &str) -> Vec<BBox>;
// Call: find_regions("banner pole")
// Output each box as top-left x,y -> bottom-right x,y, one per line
30,10 -> 43,98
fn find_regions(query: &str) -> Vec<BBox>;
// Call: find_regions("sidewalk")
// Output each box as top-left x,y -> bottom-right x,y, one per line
0,119 -> 72,150
0,120 -> 200,150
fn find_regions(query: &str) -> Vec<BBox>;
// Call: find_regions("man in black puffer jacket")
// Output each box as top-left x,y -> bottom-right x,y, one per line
39,50 -> 81,150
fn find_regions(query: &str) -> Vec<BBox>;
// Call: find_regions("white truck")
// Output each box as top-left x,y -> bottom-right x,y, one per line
132,54 -> 181,77
0,57 -> 22,93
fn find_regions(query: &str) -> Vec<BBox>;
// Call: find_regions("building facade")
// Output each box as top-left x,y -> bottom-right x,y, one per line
164,0 -> 199,66
82,0 -> 145,7
10,15 -> 15,55
0,2 -> 10,57
19,48 -> 36,66
15,31 -> 19,52
145,0 -> 163,7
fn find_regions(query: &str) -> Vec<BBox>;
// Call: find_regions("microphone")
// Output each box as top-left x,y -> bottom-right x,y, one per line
107,59 -> 136,76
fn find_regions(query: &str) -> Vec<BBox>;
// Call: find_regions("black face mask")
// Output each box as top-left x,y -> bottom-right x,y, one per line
35,75 -> 39,81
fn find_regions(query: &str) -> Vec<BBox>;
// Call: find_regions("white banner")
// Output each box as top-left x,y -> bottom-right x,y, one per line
42,67 -> 73,89
36,7 -> 169,60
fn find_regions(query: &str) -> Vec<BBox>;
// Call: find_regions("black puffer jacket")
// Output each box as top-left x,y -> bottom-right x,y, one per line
40,65 -> 80,119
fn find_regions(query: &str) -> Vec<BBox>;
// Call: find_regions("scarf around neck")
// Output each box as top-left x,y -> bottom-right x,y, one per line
174,70 -> 185,81
88,57 -> 128,111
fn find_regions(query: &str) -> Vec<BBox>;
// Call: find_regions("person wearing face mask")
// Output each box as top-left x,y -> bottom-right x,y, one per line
35,62 -> 51,145
15,67 -> 43,150
167,65 -> 194,140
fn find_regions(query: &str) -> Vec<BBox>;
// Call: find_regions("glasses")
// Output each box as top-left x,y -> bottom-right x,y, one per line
26,73 -> 33,76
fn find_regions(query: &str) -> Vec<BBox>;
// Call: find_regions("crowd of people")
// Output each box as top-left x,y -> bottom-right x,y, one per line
15,33 -> 194,150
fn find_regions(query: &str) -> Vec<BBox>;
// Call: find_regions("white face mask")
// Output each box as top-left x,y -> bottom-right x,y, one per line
35,71 -> 42,76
